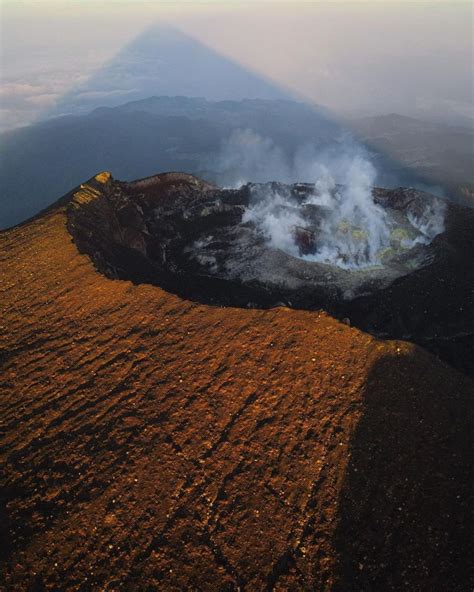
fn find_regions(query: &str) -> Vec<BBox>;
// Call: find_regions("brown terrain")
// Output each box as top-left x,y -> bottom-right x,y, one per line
1,173 -> 473,591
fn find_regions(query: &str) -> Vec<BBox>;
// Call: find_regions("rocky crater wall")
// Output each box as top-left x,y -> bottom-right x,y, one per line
66,172 -> 474,376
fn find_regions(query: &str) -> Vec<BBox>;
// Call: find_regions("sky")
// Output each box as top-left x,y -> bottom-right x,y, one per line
0,1 -> 472,130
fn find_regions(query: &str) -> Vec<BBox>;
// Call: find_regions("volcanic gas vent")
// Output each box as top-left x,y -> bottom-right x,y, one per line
67,171 -> 474,376
243,161 -> 445,270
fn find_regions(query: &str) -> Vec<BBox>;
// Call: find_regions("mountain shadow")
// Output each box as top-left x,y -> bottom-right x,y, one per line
332,349 -> 474,591
45,24 -> 291,120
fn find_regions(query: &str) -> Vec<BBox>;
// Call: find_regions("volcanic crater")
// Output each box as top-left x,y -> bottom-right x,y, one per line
67,172 -> 474,376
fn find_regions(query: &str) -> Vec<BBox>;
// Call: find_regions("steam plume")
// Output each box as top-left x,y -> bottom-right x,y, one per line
218,129 -> 446,269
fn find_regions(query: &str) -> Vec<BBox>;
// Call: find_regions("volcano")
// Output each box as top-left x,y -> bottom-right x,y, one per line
1,171 -> 473,591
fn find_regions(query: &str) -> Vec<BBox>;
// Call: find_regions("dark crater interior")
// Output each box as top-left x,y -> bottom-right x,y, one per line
67,172 -> 474,377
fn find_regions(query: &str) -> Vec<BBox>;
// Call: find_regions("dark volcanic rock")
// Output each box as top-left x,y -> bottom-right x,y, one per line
67,172 -> 474,376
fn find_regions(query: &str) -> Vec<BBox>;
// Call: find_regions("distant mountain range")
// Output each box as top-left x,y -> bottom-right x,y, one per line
1,97 -> 472,229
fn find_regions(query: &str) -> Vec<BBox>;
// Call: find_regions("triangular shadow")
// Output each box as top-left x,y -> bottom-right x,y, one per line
45,24 -> 292,120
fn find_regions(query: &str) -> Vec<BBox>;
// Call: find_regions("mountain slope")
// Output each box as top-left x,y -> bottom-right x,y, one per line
0,174 -> 473,590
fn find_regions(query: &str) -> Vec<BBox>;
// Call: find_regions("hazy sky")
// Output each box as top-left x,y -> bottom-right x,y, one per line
1,1 -> 472,130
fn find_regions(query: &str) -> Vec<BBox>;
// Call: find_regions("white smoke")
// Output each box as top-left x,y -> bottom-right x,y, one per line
302,156 -> 392,268
408,200 -> 446,246
218,129 -> 445,269
216,128 -> 292,187
242,190 -> 305,257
